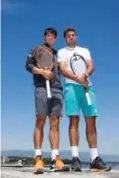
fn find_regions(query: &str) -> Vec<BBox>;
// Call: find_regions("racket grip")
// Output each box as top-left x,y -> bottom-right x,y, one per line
46,80 -> 52,99
85,92 -> 92,105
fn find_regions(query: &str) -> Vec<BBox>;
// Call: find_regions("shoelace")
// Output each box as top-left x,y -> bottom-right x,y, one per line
95,157 -> 106,167
73,157 -> 80,164
55,156 -> 64,166
33,156 -> 42,165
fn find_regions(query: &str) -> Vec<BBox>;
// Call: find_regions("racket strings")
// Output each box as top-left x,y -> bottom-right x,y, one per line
70,54 -> 91,105
36,48 -> 55,71
36,46 -> 53,54
70,55 -> 87,75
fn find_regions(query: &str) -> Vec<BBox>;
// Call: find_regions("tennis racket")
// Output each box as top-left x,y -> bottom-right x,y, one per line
35,46 -> 54,99
70,53 -> 91,105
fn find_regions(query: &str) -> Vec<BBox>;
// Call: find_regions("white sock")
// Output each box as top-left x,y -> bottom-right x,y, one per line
71,146 -> 79,157
35,149 -> 42,156
51,149 -> 59,160
90,148 -> 98,161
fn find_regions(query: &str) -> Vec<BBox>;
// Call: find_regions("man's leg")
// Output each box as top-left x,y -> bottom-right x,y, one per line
85,116 -> 98,160
64,84 -> 81,171
33,87 -> 48,173
48,88 -> 69,171
33,116 -> 46,156
69,116 -> 79,158
49,116 -> 59,160
81,86 -> 111,171
85,116 -> 111,171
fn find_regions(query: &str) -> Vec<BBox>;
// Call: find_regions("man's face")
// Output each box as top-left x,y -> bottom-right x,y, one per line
45,32 -> 56,46
65,31 -> 76,45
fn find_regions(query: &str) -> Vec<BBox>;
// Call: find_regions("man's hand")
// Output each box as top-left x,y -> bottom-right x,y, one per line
32,67 -> 53,80
42,69 -> 53,80
75,74 -> 86,83
80,73 -> 88,83
75,74 -> 89,88
81,79 -> 89,88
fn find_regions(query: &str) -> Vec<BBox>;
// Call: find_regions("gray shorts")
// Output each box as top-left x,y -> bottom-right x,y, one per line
35,87 -> 63,117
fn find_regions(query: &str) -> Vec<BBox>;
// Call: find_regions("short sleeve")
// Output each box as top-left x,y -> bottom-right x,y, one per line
83,48 -> 92,60
57,49 -> 66,62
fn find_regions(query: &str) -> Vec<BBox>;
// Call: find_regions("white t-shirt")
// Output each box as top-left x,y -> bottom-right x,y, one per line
57,46 -> 92,85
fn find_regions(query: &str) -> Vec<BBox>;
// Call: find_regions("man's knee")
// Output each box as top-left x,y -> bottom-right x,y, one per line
35,116 -> 46,129
69,116 -> 79,130
85,117 -> 96,133
50,116 -> 59,131
86,124 -> 96,134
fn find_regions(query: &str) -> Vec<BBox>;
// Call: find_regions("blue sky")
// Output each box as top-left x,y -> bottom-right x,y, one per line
1,0 -> 119,155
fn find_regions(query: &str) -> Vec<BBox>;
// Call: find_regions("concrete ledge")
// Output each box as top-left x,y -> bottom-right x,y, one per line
1,167 -> 119,178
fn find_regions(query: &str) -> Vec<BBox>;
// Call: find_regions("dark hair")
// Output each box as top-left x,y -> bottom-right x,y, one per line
44,28 -> 57,38
63,27 -> 76,38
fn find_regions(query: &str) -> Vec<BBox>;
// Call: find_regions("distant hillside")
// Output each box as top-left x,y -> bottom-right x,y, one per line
1,150 -> 119,162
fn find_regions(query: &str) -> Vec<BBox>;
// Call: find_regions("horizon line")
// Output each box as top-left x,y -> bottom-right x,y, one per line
1,149 -> 119,156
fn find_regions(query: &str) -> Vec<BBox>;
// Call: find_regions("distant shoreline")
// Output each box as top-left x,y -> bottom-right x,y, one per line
1,156 -> 119,165
1,150 -> 119,162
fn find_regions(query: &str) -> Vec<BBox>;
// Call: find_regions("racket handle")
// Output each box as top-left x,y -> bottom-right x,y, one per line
85,91 -> 92,105
46,80 -> 52,99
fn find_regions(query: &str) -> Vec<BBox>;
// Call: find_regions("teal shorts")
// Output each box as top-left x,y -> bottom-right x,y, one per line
64,83 -> 98,117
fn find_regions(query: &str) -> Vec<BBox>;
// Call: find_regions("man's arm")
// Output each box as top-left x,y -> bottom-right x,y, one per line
57,50 -> 81,83
25,48 -> 53,80
25,53 -> 45,75
59,62 -> 78,81
83,49 -> 94,77
84,60 -> 94,77
26,47 -> 44,75
25,47 -> 39,73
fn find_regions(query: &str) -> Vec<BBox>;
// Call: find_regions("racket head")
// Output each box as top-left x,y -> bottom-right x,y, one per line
36,46 -> 54,70
70,53 -> 87,75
